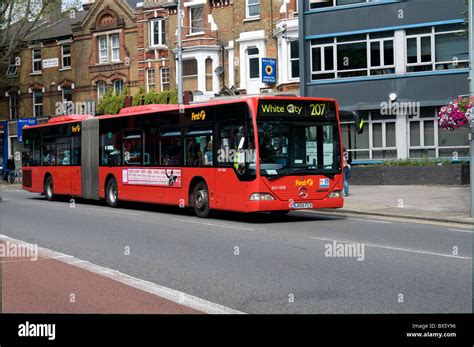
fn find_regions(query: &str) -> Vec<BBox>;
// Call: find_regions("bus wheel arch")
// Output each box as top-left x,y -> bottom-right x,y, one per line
189,177 -> 210,218
105,175 -> 119,208
44,173 -> 54,201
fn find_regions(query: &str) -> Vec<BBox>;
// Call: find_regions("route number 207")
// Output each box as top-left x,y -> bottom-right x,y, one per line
310,103 -> 326,116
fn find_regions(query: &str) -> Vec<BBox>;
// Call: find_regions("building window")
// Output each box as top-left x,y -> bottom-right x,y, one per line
146,69 -> 156,92
289,40 -> 300,79
309,0 -> 367,10
310,32 -> 395,80
9,92 -> 19,120
32,48 -> 42,73
406,25 -> 469,72
111,34 -> 120,62
61,44 -> 71,68
183,59 -> 198,91
33,91 -> 43,117
205,58 -> 213,92
98,34 -> 120,63
99,36 -> 108,63
62,86 -> 72,103
149,19 -> 166,47
246,0 -> 260,18
160,67 -> 170,91
190,6 -> 204,34
97,81 -> 107,100
113,79 -> 124,95
6,57 -> 19,77
247,47 -> 260,79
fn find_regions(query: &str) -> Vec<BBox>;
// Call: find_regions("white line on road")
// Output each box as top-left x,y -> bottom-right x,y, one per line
0,235 -> 244,315
309,236 -> 471,260
448,228 -> 473,233
171,218 -> 256,231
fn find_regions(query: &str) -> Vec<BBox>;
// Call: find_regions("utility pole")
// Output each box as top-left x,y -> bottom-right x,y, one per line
177,0 -> 183,105
470,0 -> 474,218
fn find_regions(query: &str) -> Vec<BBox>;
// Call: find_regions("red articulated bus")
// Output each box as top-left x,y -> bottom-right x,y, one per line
22,96 -> 345,217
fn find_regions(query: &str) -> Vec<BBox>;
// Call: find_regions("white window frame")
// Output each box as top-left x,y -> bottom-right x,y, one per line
289,40 -> 300,81
246,0 -> 260,19
247,47 -> 260,80
98,34 -> 120,64
97,81 -> 107,100
146,68 -> 156,93
113,79 -> 124,95
111,34 -> 120,62
32,48 -> 42,73
189,6 -> 205,35
310,32 -> 396,81
62,86 -> 73,103
99,36 -> 108,63
309,0 -> 370,10
160,67 -> 170,91
6,57 -> 19,77
61,44 -> 71,69
405,26 -> 469,73
149,19 -> 166,47
33,91 -> 43,118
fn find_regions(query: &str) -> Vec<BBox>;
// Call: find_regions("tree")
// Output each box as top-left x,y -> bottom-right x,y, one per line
0,0 -> 81,65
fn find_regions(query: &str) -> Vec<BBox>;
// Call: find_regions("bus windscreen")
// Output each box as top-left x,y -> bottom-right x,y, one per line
256,100 -> 341,179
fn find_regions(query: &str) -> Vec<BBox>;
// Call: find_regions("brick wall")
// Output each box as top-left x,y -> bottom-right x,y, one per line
349,165 -> 470,185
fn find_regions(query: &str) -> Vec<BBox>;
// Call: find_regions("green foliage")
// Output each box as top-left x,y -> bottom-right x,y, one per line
97,89 -> 126,115
98,87 -> 179,114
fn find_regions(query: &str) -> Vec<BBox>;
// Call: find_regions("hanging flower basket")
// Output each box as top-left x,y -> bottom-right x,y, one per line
438,96 -> 473,131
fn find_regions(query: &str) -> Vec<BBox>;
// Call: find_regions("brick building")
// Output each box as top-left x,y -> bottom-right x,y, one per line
0,0 -> 301,170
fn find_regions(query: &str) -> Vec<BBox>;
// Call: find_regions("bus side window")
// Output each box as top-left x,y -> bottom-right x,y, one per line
101,131 -> 122,166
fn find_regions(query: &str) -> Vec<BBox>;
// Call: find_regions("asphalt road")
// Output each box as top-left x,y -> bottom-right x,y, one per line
1,188 -> 472,314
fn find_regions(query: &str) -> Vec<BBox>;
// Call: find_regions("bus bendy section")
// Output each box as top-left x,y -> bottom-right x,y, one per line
21,96 -> 346,218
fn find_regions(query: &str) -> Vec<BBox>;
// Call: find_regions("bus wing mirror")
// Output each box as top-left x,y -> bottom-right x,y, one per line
340,110 -> 364,134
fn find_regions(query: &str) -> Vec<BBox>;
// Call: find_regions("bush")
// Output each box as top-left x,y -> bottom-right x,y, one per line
97,90 -> 126,115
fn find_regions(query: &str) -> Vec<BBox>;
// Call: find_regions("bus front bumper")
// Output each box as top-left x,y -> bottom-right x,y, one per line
244,197 -> 344,213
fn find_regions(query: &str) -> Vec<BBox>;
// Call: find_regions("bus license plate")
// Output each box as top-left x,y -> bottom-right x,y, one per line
291,202 -> 313,209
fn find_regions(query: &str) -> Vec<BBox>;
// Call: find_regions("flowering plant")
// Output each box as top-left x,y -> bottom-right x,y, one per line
438,96 -> 473,130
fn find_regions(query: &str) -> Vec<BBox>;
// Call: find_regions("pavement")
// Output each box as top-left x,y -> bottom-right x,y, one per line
340,185 -> 472,225
0,188 -> 471,314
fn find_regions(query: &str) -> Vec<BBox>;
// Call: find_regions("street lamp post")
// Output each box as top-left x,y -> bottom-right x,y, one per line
470,0 -> 474,218
177,0 -> 183,105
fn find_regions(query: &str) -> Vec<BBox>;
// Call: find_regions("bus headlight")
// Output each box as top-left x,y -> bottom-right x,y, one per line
249,193 -> 275,201
328,191 -> 342,198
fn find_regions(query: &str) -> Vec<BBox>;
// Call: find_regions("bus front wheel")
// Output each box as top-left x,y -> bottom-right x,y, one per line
193,181 -> 210,218
44,176 -> 54,201
106,178 -> 119,208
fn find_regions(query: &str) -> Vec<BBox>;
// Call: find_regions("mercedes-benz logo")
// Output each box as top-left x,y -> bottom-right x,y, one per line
298,187 -> 308,199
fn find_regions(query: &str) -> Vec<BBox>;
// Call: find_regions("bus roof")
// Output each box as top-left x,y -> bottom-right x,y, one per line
23,96 -> 339,129
98,96 -> 337,119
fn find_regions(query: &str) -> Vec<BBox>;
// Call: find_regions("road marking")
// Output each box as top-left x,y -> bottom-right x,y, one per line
448,228 -> 473,233
0,235 -> 244,314
171,218 -> 256,231
309,236 -> 471,260
348,218 -> 392,224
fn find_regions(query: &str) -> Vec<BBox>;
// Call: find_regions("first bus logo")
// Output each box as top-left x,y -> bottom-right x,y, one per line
191,110 -> 206,121
295,179 -> 314,187
72,125 -> 81,133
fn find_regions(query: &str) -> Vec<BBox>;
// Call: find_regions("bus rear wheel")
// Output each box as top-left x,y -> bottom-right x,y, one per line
106,178 -> 119,208
44,176 -> 54,201
193,181 -> 210,218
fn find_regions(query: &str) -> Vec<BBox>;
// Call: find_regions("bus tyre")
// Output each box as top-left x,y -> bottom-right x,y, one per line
271,210 -> 290,216
106,178 -> 119,208
193,181 -> 210,218
44,176 -> 54,201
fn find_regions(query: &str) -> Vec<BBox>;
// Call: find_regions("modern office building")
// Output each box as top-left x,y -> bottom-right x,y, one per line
299,0 -> 470,162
